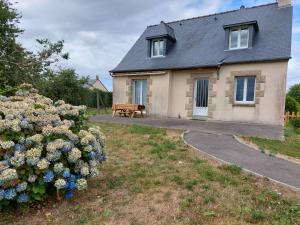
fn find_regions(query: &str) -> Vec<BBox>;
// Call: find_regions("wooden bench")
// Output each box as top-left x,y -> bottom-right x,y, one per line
112,104 -> 145,118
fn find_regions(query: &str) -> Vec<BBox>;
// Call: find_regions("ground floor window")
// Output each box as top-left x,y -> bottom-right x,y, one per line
132,79 -> 147,105
234,76 -> 256,104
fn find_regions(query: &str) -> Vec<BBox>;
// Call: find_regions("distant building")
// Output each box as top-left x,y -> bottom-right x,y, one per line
85,75 -> 108,92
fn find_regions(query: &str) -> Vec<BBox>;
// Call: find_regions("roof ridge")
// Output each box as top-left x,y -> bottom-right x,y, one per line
147,2 -> 277,28
162,21 -> 174,30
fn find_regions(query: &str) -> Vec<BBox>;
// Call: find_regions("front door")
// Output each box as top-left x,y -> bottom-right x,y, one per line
193,79 -> 209,117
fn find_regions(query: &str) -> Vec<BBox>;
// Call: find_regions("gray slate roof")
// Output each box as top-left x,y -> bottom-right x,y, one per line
145,21 -> 176,41
112,3 -> 292,73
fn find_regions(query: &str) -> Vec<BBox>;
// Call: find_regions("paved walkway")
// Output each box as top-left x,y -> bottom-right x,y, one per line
90,116 -> 300,190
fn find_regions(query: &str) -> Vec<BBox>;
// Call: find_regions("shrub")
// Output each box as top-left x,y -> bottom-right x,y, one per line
290,119 -> 300,129
0,84 -> 106,207
285,96 -> 300,113
287,83 -> 300,103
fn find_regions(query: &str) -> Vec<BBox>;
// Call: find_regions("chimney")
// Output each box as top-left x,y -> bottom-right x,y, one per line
277,0 -> 292,8
96,75 -> 99,80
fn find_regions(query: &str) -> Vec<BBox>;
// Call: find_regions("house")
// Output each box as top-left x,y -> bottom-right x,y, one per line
111,0 -> 293,125
85,75 -> 108,92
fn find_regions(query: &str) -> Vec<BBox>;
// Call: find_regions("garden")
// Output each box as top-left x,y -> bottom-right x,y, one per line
243,84 -> 300,161
0,84 -> 106,208
1,120 -> 300,224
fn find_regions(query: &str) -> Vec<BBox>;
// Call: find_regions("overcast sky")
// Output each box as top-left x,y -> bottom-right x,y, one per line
15,0 -> 300,91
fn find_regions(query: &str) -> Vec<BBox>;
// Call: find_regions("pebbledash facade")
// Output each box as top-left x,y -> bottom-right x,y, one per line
111,1 -> 293,126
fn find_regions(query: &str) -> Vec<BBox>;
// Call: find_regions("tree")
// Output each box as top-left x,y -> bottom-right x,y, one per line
0,0 -> 69,89
287,83 -> 300,103
0,0 -> 27,88
285,96 -> 300,113
38,69 -> 89,105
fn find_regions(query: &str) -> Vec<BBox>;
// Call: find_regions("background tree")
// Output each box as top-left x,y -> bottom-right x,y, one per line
287,83 -> 300,103
0,0 -> 112,107
38,69 -> 88,105
0,0 -> 69,89
0,0 -> 26,88
285,96 -> 300,113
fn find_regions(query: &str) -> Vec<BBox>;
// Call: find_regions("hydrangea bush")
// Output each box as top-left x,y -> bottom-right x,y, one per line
0,84 -> 105,206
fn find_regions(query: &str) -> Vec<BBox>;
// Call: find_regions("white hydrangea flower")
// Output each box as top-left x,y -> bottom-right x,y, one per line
83,145 -> 93,152
68,148 -> 81,163
26,148 -> 42,158
76,178 -> 87,190
0,168 -> 18,183
90,167 -> 99,178
46,139 -> 64,152
27,134 -> 43,143
80,166 -> 89,176
54,179 -> 66,189
10,152 -> 25,168
53,163 -> 64,174
37,158 -> 50,170
0,141 -> 15,149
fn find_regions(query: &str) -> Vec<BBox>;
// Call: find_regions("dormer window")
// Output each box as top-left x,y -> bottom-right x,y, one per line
229,27 -> 249,50
151,39 -> 165,57
224,21 -> 258,51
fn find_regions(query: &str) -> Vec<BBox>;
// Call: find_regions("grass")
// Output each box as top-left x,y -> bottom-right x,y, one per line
246,123 -> 300,159
1,123 -> 300,225
86,107 -> 112,116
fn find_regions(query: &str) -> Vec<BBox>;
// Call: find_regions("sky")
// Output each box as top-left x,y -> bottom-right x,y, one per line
15,0 -> 300,91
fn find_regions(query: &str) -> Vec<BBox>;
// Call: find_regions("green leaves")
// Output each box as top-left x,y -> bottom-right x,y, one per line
27,183 -> 47,201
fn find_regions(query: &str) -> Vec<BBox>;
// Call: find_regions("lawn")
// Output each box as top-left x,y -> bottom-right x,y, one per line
245,123 -> 300,159
86,107 -> 112,116
1,123 -> 300,225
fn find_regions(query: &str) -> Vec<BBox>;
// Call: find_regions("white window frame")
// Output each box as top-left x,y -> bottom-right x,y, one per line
132,79 -> 147,105
234,76 -> 256,104
229,27 -> 249,50
151,39 -> 165,58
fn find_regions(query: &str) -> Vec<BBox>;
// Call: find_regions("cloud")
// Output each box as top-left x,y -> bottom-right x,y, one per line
15,0 -> 229,90
14,0 -> 300,91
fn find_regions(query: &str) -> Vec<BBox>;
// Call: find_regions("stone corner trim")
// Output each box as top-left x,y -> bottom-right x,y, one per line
226,70 -> 265,106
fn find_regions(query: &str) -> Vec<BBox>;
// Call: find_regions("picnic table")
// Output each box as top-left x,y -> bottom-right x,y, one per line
112,104 -> 145,118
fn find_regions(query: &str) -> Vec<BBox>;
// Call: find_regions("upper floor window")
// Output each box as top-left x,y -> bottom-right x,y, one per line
229,27 -> 249,50
151,39 -> 165,57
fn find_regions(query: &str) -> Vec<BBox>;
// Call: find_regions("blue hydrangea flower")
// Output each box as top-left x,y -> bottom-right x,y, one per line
62,142 -> 72,152
88,151 -> 96,160
0,189 -> 4,201
43,170 -> 54,183
17,193 -> 29,203
69,174 -> 76,182
63,169 -> 70,178
20,119 -> 30,129
66,181 -> 76,190
4,154 -> 11,161
99,154 -> 106,161
4,188 -> 16,200
14,144 -> 24,152
65,191 -> 73,200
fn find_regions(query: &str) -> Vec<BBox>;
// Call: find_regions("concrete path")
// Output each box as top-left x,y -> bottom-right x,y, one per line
90,115 -> 283,140
90,116 -> 300,190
